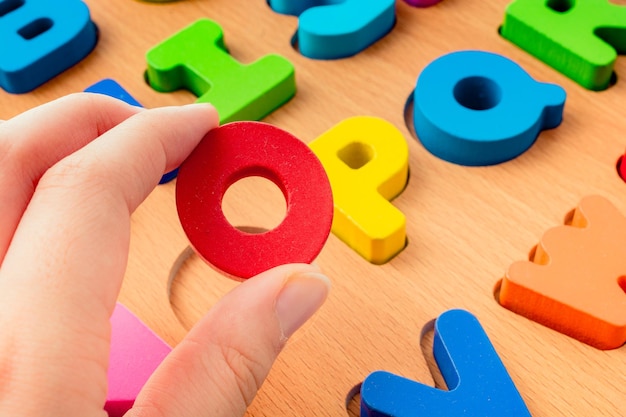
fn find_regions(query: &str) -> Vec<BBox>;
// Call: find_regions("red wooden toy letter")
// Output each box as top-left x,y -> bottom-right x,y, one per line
176,122 -> 333,279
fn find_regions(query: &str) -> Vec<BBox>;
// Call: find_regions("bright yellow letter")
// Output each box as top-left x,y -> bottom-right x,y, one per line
309,116 -> 408,264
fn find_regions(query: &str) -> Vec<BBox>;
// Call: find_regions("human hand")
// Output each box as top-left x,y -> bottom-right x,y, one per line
0,94 -> 331,417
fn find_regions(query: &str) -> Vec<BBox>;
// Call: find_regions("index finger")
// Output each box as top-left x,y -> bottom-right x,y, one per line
0,93 -> 143,263
0,103 -> 218,417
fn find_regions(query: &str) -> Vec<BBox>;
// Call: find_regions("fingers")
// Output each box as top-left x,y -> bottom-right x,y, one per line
0,103 -> 218,417
128,264 -> 330,417
0,93 -> 142,263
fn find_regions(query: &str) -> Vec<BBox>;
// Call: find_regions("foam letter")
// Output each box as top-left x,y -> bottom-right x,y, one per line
176,121 -> 333,279
500,195 -> 626,350
0,0 -> 97,93
309,116 -> 408,264
267,0 -> 395,59
106,303 -> 171,417
501,0 -> 626,91
361,310 -> 531,417
413,50 -> 565,166
146,19 -> 295,123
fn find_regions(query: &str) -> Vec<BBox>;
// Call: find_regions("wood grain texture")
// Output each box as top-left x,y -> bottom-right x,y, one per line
1,1 -> 625,416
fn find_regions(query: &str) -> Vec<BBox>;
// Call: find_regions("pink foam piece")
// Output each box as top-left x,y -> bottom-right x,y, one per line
105,303 -> 172,417
404,0 -> 443,6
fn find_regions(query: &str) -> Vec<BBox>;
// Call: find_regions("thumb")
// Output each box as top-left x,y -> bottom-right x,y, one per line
125,263 -> 330,417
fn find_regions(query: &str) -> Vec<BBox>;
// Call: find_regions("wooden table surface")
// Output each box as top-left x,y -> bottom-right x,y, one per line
1,1 -> 624,416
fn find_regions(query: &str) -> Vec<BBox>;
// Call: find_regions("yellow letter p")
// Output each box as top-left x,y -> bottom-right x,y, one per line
309,116 -> 409,264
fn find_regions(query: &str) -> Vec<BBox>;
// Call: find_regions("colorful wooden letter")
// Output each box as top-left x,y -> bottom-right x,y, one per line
146,19 -> 295,124
0,0 -> 97,93
413,50 -> 566,166
84,79 -> 178,184
308,116 -> 408,264
176,121 -> 333,280
106,303 -> 171,417
267,0 -> 395,59
501,0 -> 626,91
361,309 -> 531,417
499,195 -> 626,350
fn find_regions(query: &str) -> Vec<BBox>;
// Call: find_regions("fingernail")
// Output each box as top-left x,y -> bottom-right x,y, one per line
182,103 -> 220,125
276,272 -> 331,340
182,102 -> 216,113
182,102 -> 213,109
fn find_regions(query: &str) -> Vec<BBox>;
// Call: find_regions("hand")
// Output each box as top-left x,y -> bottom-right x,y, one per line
0,94 -> 330,417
